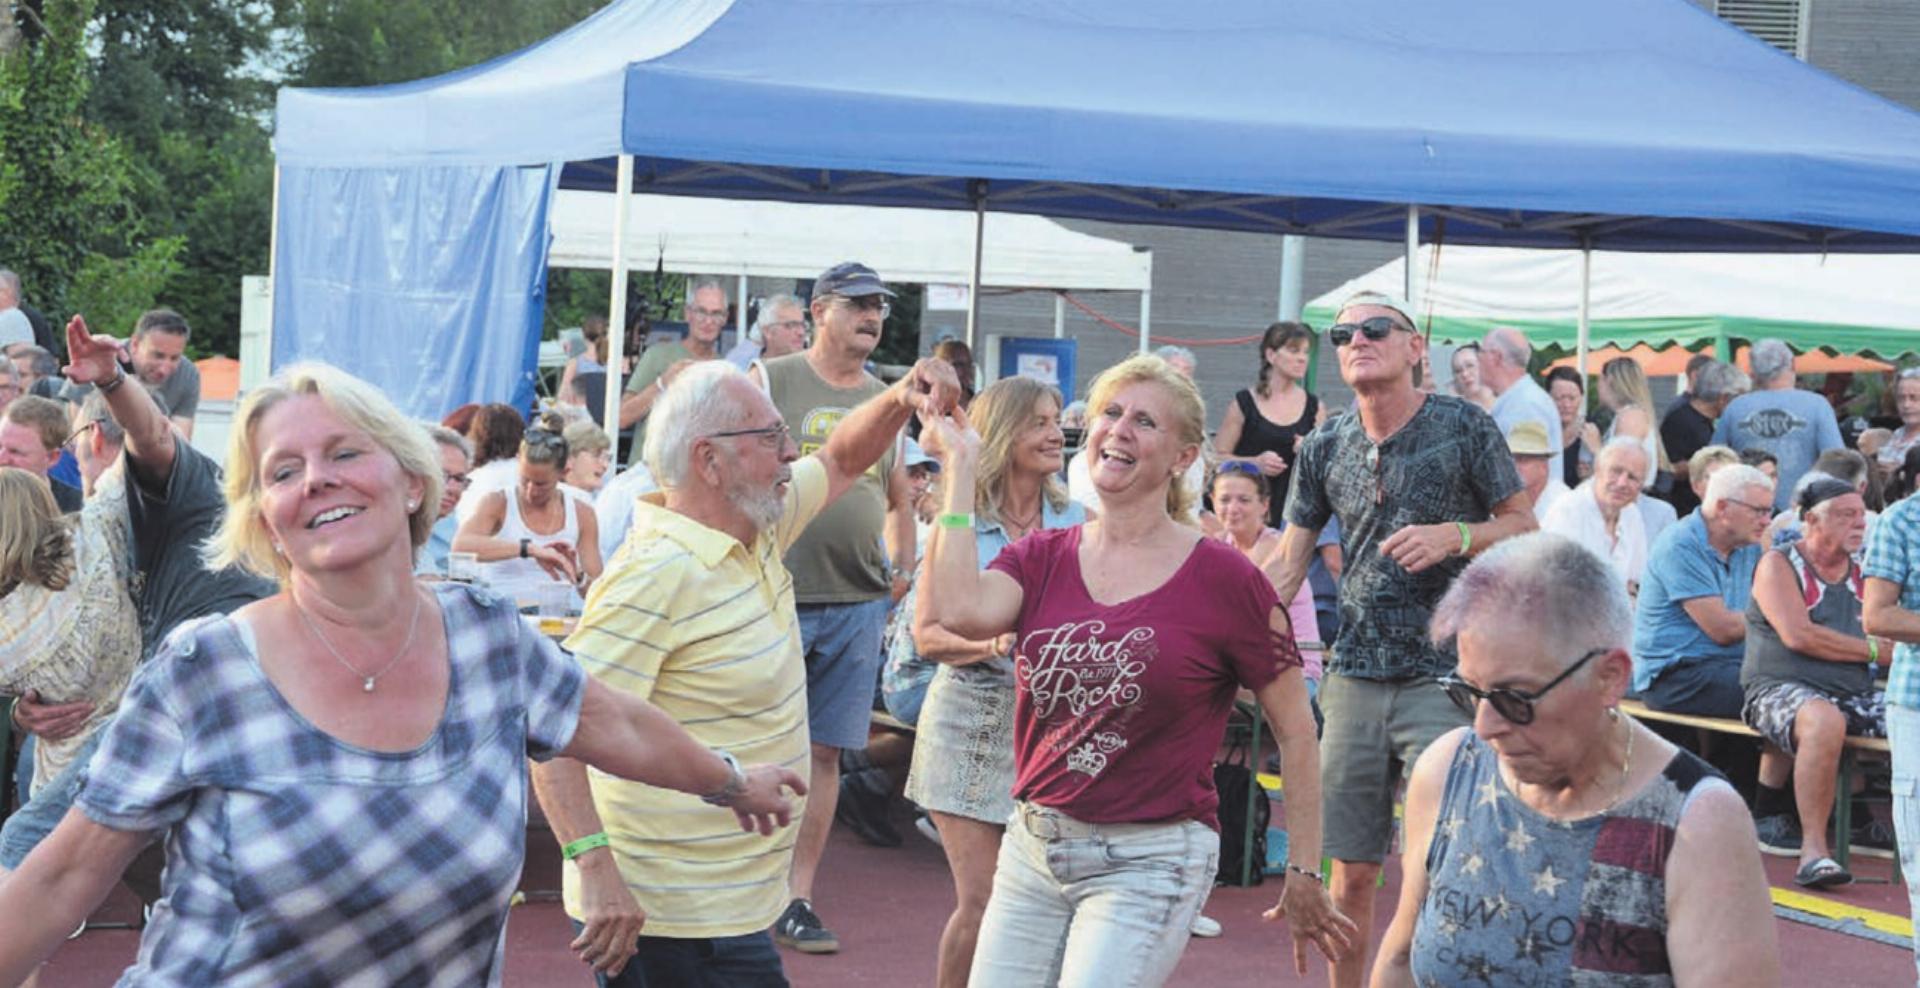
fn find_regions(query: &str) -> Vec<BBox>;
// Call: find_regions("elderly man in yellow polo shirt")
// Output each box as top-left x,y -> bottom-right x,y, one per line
533,356 -> 958,986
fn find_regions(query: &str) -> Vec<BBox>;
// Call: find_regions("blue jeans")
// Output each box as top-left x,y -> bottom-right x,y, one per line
568,922 -> 787,988
969,803 -> 1217,988
1641,658 -> 1744,718
0,727 -> 104,870
796,599 -> 890,750
1886,703 -> 1920,983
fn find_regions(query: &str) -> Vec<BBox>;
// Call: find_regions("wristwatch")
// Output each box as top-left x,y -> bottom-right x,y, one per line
700,749 -> 749,806
519,538 -> 531,559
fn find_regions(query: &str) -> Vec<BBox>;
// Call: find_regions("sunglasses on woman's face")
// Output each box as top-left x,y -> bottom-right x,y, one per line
1327,317 -> 1412,348
1437,647 -> 1609,726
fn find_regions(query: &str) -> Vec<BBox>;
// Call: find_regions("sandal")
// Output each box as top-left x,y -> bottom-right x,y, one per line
1794,857 -> 1853,889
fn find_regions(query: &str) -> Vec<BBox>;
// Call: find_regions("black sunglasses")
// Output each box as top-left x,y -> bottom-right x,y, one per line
1327,317 -> 1413,348
1438,647 -> 1609,726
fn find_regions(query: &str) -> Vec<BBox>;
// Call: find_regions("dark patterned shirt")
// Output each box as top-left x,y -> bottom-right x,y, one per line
1410,732 -> 1728,987
1285,394 -> 1523,680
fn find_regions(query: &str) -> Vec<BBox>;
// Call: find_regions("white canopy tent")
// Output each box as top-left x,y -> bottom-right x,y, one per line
549,191 -> 1154,352
1307,244 -> 1920,366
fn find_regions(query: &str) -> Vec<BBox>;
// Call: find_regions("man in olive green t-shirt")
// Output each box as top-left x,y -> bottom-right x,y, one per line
620,277 -> 730,463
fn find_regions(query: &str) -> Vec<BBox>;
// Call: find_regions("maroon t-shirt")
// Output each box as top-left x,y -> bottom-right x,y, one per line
988,526 -> 1297,829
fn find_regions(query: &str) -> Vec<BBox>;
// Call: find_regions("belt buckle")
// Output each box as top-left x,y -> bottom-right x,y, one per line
1023,804 -> 1062,840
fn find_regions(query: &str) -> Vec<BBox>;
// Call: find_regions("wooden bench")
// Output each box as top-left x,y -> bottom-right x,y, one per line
1619,699 -> 1892,872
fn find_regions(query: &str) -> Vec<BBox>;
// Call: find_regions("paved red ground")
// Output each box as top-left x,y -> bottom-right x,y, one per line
36,809 -> 1918,986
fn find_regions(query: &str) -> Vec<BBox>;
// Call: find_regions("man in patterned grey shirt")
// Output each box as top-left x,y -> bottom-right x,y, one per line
1269,291 -> 1535,988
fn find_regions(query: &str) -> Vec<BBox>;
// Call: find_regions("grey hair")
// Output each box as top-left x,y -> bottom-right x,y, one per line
79,391 -> 127,446
1597,436 -> 1650,475
1694,361 -> 1751,403
16,345 -> 57,379
686,276 -> 728,304
0,361 -> 16,386
1430,532 -> 1633,660
644,360 -> 755,488
1153,344 -> 1196,367
750,293 -> 806,343
1482,326 -> 1531,367
1750,339 -> 1795,383
1703,463 -> 1774,512
0,269 -> 19,300
423,423 -> 472,460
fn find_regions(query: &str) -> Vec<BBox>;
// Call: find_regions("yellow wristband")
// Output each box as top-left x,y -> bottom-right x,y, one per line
561,832 -> 610,861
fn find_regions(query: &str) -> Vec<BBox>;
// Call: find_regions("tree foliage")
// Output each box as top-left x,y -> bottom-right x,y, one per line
3,0 -> 610,357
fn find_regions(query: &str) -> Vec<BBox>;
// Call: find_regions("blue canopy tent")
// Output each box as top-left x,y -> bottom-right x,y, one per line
272,0 -> 1920,419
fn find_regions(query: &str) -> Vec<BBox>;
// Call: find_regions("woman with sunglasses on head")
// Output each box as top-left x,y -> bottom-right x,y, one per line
454,421 -> 603,605
918,353 -> 1352,986
1372,533 -> 1779,988
1213,322 -> 1327,524
903,375 -> 1086,988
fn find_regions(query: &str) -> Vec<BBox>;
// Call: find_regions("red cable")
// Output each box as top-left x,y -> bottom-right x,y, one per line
1057,291 -> 1266,348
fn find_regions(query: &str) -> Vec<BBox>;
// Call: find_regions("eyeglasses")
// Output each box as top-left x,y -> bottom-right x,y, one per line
1438,647 -> 1609,726
708,421 -> 793,448
443,469 -> 471,488
832,295 -> 892,319
765,319 -> 807,333
1726,498 -> 1773,515
63,421 -> 100,449
688,306 -> 729,323
1327,317 -> 1413,348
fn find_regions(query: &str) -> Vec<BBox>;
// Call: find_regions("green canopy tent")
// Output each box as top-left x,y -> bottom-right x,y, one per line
1305,245 -> 1920,360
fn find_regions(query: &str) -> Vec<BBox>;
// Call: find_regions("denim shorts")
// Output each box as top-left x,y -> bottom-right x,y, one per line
0,726 -> 105,870
796,598 -> 891,750
567,922 -> 788,988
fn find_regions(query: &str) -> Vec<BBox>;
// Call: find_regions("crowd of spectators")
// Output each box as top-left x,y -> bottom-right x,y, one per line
14,250 -> 1920,987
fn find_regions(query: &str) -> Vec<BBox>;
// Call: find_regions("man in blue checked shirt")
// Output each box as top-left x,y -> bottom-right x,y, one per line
1861,492 -> 1920,981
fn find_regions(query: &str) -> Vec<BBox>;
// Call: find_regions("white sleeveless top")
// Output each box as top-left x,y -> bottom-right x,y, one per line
477,487 -> 587,608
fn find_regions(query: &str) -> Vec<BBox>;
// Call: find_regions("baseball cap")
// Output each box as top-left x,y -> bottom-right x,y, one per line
813,261 -> 896,300
1506,420 -> 1553,457
902,438 -> 941,473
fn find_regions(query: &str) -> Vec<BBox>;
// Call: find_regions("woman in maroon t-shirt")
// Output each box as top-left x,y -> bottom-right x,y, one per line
919,354 -> 1354,986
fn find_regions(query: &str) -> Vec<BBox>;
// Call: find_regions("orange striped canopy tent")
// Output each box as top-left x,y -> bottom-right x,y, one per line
1548,344 -> 1892,376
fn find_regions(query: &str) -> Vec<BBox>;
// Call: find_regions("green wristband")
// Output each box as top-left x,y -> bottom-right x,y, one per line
561,832 -> 610,861
1455,522 -> 1472,556
1870,638 -> 1881,664
938,512 -> 975,529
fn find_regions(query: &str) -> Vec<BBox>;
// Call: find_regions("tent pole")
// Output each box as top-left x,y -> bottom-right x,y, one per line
966,181 -> 986,349
1053,293 -> 1065,339
737,271 -> 748,350
603,155 -> 635,444
1404,205 -> 1420,311
1139,291 -> 1152,354
1277,234 -> 1304,321
1576,240 -> 1592,381
263,162 -> 281,379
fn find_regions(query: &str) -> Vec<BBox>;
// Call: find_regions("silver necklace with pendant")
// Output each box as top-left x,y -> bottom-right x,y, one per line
295,586 -> 424,693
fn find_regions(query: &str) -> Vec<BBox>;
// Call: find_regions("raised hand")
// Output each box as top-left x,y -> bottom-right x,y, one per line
63,315 -> 128,386
899,357 -> 962,417
916,403 -> 980,467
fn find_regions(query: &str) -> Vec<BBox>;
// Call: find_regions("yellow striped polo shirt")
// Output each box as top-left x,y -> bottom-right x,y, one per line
560,456 -> 826,938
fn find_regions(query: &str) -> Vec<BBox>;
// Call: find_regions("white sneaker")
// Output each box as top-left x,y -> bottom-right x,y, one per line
1190,914 -> 1223,938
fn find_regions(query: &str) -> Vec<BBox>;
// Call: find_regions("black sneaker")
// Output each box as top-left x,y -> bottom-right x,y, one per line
1848,818 -> 1898,860
834,769 -> 902,847
772,898 -> 840,954
1754,814 -> 1802,857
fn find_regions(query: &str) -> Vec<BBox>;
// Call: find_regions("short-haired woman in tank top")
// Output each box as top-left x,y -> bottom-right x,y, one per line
1213,321 -> 1326,525
454,425 -> 602,605
918,353 -> 1353,986
1373,533 -> 1779,987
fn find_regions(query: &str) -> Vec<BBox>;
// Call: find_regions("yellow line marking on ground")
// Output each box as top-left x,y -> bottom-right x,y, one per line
1772,886 -> 1913,939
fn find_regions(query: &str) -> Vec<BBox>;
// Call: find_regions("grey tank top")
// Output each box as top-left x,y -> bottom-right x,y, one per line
1410,732 -> 1727,987
1740,541 -> 1871,698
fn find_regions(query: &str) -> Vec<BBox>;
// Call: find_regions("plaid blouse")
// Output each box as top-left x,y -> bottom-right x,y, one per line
77,582 -> 586,986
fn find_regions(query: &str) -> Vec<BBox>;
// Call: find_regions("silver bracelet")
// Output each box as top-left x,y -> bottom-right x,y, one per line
699,749 -> 748,806
1286,863 -> 1325,884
